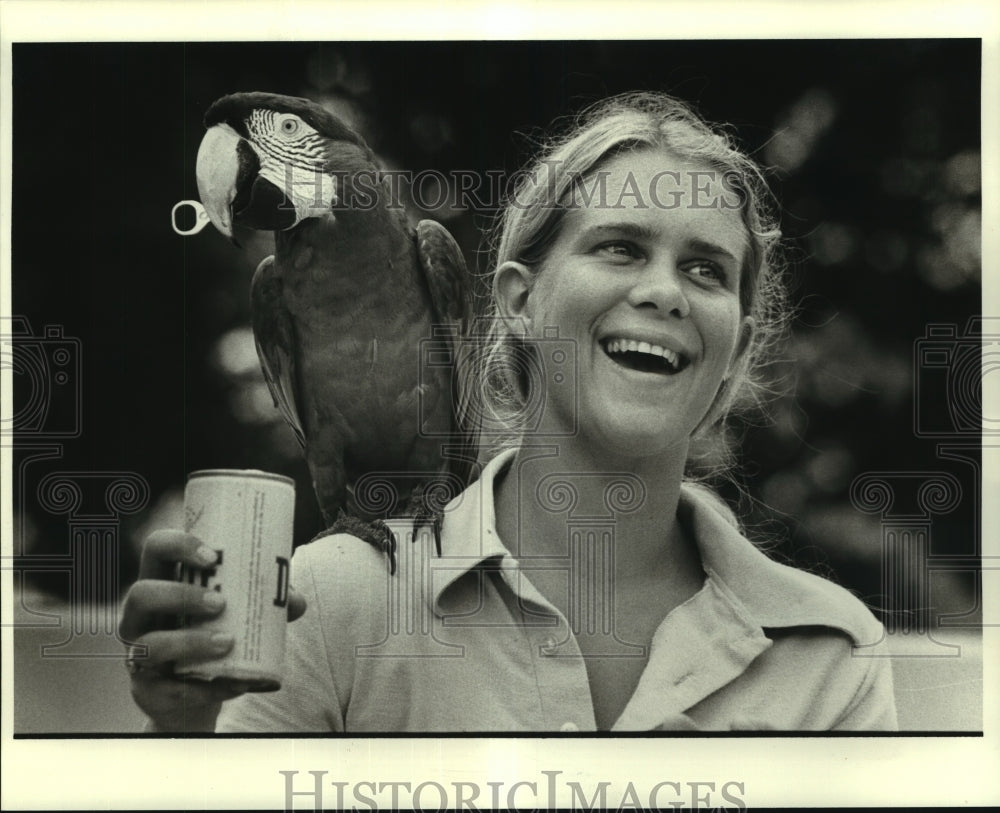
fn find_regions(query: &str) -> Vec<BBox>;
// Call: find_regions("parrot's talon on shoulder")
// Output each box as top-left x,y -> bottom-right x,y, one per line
432,513 -> 443,557
367,518 -> 398,576
320,513 -> 399,575
381,522 -> 399,576
410,509 -> 444,558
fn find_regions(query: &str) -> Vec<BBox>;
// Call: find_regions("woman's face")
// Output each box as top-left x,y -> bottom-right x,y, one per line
514,147 -> 754,460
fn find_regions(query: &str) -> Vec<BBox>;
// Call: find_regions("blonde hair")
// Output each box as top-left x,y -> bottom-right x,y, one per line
476,91 -> 788,479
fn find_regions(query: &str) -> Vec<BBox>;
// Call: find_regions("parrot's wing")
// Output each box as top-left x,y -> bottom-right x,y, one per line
415,219 -> 479,478
250,255 -> 305,448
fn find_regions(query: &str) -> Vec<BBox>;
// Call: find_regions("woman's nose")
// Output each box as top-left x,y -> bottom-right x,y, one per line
626,259 -> 691,318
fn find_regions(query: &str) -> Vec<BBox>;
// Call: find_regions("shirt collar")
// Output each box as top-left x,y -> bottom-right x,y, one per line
430,449 -> 517,615
431,449 -> 881,646
677,486 -> 883,645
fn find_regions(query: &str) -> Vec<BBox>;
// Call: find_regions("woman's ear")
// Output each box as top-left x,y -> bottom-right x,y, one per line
493,261 -> 535,333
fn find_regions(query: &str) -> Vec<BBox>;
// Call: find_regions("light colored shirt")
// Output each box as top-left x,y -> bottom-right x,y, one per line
217,450 -> 897,732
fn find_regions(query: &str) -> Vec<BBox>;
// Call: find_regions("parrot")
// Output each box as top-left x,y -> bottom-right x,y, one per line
194,91 -> 479,573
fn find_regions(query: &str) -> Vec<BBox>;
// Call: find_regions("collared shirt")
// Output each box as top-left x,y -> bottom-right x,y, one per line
217,450 -> 897,732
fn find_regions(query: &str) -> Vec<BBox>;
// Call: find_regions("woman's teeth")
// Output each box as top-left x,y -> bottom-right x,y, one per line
603,338 -> 682,373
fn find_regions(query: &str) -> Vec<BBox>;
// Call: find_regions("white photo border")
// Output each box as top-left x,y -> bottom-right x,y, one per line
2,1 -> 998,809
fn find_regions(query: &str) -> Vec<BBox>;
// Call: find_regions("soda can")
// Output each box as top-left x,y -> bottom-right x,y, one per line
175,469 -> 295,692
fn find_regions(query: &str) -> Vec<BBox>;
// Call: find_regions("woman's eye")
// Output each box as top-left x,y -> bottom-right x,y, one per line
597,241 -> 639,260
685,261 -> 724,284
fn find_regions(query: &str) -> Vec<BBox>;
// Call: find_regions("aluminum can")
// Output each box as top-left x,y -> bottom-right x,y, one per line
175,469 -> 295,692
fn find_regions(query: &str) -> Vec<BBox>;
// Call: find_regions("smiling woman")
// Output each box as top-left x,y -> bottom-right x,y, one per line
122,91 -> 898,733
483,93 -> 786,470
493,150 -> 753,465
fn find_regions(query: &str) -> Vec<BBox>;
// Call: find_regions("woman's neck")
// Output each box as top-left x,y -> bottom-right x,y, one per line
493,438 -> 696,581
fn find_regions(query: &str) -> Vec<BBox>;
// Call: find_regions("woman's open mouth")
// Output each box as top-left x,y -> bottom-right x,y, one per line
600,337 -> 690,375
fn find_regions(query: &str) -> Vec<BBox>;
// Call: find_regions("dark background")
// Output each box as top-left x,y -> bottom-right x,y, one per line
9,40 -> 983,626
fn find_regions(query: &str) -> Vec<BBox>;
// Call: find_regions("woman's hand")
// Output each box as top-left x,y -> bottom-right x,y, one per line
119,529 -> 306,732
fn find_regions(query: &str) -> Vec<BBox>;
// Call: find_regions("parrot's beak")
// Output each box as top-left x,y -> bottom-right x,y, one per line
196,123 -> 242,239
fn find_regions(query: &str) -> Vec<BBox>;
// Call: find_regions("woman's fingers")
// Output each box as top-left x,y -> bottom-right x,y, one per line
123,528 -> 303,731
127,627 -> 234,671
128,670 -> 247,727
138,528 -> 219,580
125,629 -> 256,727
119,579 -> 225,642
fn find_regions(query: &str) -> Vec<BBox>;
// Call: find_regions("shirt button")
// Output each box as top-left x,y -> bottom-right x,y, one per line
560,722 -> 579,732
540,635 -> 557,655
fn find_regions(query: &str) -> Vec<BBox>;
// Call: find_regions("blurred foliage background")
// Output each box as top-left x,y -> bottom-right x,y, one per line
11,40 -> 982,627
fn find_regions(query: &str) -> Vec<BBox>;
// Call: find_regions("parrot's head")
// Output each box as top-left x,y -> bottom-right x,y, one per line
196,92 -> 372,239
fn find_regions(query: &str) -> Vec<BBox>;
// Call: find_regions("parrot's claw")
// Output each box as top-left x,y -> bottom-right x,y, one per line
411,510 -> 443,558
404,491 -> 444,558
321,511 -> 399,575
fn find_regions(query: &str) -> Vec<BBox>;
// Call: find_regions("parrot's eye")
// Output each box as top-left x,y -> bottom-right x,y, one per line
279,117 -> 300,136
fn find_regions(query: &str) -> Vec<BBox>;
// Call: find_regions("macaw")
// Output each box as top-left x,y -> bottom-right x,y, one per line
194,91 -> 478,572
